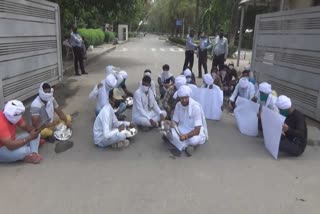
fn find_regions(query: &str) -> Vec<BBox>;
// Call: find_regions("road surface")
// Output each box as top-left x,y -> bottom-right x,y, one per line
1,35 -> 319,214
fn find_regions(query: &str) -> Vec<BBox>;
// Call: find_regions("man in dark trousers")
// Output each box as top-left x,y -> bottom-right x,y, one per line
275,95 -> 308,157
197,31 -> 211,78
70,26 -> 88,76
211,29 -> 228,71
183,29 -> 198,71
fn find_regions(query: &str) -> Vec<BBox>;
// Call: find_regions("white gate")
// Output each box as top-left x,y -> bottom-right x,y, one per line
252,6 -> 320,121
0,0 -> 62,107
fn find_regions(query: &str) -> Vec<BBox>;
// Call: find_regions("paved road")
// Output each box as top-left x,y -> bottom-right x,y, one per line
1,35 -> 320,214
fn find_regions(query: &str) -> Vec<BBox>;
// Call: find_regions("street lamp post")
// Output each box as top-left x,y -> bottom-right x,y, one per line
237,6 -> 245,66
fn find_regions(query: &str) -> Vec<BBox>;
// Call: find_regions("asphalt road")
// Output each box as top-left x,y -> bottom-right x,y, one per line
1,35 -> 319,214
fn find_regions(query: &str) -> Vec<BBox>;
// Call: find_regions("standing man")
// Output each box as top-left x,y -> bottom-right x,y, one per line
198,31 -> 211,78
275,95 -> 308,157
212,29 -> 228,71
132,76 -> 166,130
70,26 -> 88,76
183,29 -> 198,71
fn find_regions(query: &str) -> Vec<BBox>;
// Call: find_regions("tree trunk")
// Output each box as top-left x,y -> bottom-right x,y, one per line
229,0 -> 241,47
195,0 -> 200,38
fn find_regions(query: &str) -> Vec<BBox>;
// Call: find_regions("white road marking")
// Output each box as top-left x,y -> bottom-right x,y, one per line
169,48 -> 176,52
178,48 -> 184,52
151,48 -> 156,52
160,48 -> 165,52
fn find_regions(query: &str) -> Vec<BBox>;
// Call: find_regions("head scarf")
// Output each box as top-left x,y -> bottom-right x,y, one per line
276,95 -> 292,110
177,85 -> 192,98
175,75 -> 187,90
203,74 -> 214,85
39,83 -> 54,102
144,71 -> 151,77
105,74 -> 117,90
183,68 -> 192,77
259,82 -> 272,94
239,77 -> 249,89
119,70 -> 128,80
3,100 -> 25,124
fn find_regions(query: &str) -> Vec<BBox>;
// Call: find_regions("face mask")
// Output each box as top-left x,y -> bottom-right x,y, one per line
39,89 -> 54,102
186,77 -> 192,83
142,85 -> 150,93
279,109 -> 289,117
5,114 -> 22,124
260,93 -> 268,102
219,34 -> 223,39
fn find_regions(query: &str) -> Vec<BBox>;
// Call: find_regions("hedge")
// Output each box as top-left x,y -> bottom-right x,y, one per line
78,28 -> 105,46
104,31 -> 116,43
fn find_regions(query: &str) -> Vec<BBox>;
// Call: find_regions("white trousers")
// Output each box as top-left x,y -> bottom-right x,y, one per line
133,111 -> 167,127
169,128 -> 206,151
0,133 -> 40,163
96,131 -> 126,148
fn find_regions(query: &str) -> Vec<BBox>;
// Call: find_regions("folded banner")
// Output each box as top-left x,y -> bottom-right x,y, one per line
234,97 -> 260,136
192,86 -> 223,121
261,106 -> 286,159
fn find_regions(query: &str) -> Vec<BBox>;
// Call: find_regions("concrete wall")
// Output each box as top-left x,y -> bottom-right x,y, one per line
118,25 -> 128,41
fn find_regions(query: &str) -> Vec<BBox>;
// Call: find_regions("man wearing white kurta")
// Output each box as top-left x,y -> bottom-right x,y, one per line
168,85 -> 208,152
229,77 -> 256,112
132,76 -> 167,128
93,103 -> 134,149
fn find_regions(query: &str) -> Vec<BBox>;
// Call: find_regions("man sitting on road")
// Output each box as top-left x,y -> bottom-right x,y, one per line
256,82 -> 278,133
163,85 -> 208,156
162,75 -> 187,119
0,100 -> 42,164
93,103 -> 136,149
183,68 -> 197,87
275,95 -> 308,157
142,69 -> 157,99
132,76 -> 166,130
158,64 -> 175,99
31,83 -> 72,142
228,77 -> 256,113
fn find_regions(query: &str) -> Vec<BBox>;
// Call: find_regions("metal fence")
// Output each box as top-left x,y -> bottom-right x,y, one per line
251,6 -> 320,121
0,0 -> 62,107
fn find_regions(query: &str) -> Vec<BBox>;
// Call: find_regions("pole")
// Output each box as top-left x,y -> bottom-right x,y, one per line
182,18 -> 185,38
280,0 -> 285,11
237,6 -> 245,67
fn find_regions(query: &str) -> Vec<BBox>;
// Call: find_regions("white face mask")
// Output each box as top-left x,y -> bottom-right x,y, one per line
186,77 -> 192,83
142,85 -> 150,93
5,114 -> 22,124
39,89 -> 54,102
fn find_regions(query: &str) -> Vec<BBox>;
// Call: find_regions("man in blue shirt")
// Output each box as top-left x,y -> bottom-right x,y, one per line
70,26 -> 88,76
183,29 -> 198,71
198,31 -> 211,78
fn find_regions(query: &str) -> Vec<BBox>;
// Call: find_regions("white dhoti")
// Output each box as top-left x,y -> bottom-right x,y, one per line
96,131 -> 126,148
133,110 -> 167,127
168,127 -> 206,151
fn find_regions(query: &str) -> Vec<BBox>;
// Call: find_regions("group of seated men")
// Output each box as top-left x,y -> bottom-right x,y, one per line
91,64 -> 308,157
0,63 -> 308,164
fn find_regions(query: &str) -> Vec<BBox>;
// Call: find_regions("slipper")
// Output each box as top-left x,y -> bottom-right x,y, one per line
111,140 -> 130,149
55,140 -> 74,153
23,153 -> 42,164
169,148 -> 181,157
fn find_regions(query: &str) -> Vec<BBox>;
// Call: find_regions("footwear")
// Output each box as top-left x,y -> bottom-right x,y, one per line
75,73 -> 81,76
185,146 -> 195,157
23,153 -> 42,164
117,114 -> 126,121
169,148 -> 181,157
46,136 -> 56,143
112,140 -> 130,149
55,140 -> 74,153
82,72 -> 88,75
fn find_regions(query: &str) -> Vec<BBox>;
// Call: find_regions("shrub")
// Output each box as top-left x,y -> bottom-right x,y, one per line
129,32 -> 138,38
168,37 -> 186,46
78,28 -> 105,46
104,31 -> 116,43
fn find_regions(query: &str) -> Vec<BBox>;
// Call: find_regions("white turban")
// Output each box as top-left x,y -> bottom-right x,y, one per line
177,85 -> 192,98
106,65 -> 116,75
183,68 -> 192,77
203,74 -> 214,85
239,77 -> 249,88
259,82 -> 272,94
175,75 -> 187,90
39,82 -> 54,102
276,95 -> 292,110
3,100 -> 25,124
144,71 -> 151,77
105,74 -> 117,89
119,70 -> 128,80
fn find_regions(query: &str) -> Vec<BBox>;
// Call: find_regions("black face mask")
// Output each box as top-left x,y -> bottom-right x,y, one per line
219,34 -> 223,38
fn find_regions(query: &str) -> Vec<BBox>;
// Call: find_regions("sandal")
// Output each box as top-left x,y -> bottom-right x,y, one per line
111,140 -> 130,149
23,153 -> 42,164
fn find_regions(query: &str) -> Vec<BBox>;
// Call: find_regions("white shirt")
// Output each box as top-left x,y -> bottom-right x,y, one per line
173,98 -> 207,139
132,87 -> 162,121
230,82 -> 256,102
93,104 -> 130,145
89,80 -> 111,110
212,36 -> 228,58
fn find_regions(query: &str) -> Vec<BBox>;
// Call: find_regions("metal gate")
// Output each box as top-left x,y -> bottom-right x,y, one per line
252,6 -> 320,121
0,0 -> 62,107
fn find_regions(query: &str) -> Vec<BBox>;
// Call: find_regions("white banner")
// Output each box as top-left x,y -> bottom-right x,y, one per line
261,106 -> 286,159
